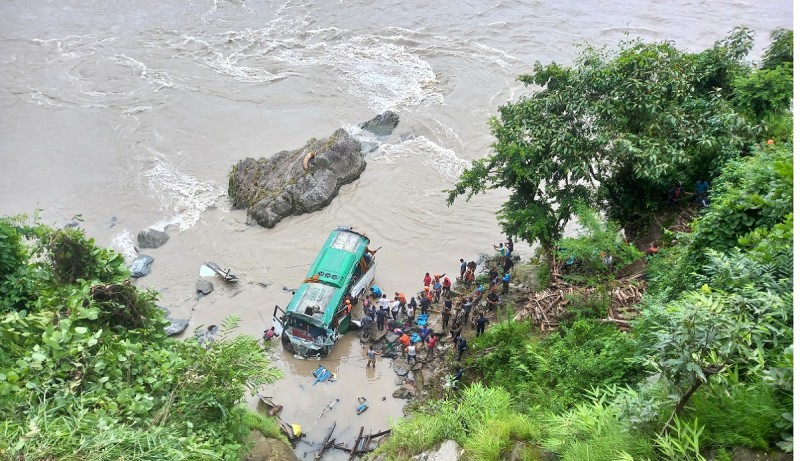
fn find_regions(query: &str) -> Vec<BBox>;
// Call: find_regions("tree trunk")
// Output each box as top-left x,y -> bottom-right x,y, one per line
661,377 -> 704,436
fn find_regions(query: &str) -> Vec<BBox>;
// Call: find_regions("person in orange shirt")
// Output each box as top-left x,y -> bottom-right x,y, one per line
395,291 -> 407,308
399,333 -> 411,358
441,275 -> 452,297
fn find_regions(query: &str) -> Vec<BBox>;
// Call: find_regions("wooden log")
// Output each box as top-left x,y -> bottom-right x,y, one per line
315,423 -> 336,459
349,426 -> 364,459
600,318 -> 630,327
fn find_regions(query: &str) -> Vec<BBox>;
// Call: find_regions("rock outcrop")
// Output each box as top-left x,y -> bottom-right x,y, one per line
228,112 -> 398,228
137,228 -> 169,249
359,111 -> 400,136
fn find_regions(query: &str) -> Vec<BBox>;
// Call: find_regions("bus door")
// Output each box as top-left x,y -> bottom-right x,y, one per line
272,304 -> 286,336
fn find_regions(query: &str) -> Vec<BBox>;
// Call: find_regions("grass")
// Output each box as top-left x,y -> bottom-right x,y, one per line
241,410 -> 289,444
464,413 -> 542,461
688,380 -> 787,450
372,384 -> 522,460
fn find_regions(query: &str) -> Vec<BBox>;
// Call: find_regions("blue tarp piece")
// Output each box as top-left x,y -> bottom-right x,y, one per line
416,314 -> 428,326
312,365 -> 334,385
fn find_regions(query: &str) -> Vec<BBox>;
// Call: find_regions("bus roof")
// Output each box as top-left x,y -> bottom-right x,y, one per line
285,228 -> 370,327
306,228 -> 369,288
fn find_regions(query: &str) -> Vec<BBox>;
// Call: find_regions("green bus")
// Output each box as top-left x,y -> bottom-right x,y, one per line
273,227 -> 377,357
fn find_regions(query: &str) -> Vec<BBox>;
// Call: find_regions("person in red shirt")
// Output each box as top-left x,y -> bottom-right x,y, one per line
422,272 -> 432,289
427,335 -> 437,357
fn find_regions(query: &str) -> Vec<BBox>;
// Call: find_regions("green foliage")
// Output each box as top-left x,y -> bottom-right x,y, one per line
760,28 -> 793,71
541,388 -> 655,461
557,205 -> 642,278
732,63 -> 793,121
470,319 -> 642,413
688,145 -> 792,261
373,384 -> 532,460
464,413 -> 541,461
0,219 -> 283,460
446,29 -> 765,249
654,417 -> 706,461
241,410 -> 289,444
0,216 -> 36,314
688,380 -> 786,450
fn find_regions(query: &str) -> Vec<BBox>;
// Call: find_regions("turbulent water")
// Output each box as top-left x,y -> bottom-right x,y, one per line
0,0 -> 791,458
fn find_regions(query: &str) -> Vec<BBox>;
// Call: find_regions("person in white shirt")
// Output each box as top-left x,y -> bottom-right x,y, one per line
406,343 -> 416,364
378,293 -> 390,311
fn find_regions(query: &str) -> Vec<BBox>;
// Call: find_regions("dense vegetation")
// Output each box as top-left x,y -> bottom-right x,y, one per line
0,216 -> 284,460
376,28 -> 792,460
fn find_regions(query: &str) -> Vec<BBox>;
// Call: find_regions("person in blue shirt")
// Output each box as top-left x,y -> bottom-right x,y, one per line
456,336 -> 468,361
419,325 -> 431,342
502,272 -> 511,294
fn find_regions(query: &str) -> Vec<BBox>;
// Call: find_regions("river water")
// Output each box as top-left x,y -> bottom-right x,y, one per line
0,1 -> 791,459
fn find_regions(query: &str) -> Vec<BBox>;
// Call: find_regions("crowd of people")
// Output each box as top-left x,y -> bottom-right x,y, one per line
357,238 -> 517,378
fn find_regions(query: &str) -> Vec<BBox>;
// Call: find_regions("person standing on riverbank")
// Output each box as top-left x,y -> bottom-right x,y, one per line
462,297 -> 474,326
459,259 -> 467,281
441,275 -> 452,297
376,308 -> 386,331
406,343 -> 416,364
502,272 -> 511,294
475,312 -> 489,337
390,297 -> 401,320
456,335 -> 468,361
442,297 -> 452,328
420,292 -> 431,316
450,307 -> 464,340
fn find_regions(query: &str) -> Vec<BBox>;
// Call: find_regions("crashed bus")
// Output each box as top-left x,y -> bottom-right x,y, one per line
273,227 -> 376,357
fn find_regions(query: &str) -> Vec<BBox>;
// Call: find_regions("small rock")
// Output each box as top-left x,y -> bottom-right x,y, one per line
427,440 -> 463,461
165,318 -> 189,336
197,279 -> 214,295
129,255 -> 154,278
137,228 -> 170,249
392,358 -> 411,376
392,387 -> 411,399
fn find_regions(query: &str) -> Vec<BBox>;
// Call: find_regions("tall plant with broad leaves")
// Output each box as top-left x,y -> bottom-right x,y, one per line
446,28 -> 761,251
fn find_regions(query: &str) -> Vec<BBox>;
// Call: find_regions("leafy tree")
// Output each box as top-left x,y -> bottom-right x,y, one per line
446,29 -> 761,250
687,145 -> 792,264
760,28 -> 793,71
0,218 -> 283,460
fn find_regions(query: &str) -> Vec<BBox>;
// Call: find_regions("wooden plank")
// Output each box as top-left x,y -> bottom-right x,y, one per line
315,423 -> 336,459
349,426 -> 364,459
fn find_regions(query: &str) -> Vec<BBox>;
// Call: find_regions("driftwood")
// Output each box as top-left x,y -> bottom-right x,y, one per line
315,423 -> 336,459
514,275 -> 646,331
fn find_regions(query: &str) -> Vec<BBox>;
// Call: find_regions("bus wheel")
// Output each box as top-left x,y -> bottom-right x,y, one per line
281,335 -> 293,353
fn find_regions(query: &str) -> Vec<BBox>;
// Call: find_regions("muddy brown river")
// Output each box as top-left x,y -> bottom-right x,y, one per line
0,0 -> 791,458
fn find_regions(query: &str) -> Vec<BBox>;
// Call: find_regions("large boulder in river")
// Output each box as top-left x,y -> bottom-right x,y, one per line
137,228 -> 169,249
359,110 -> 400,136
228,112 -> 398,228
